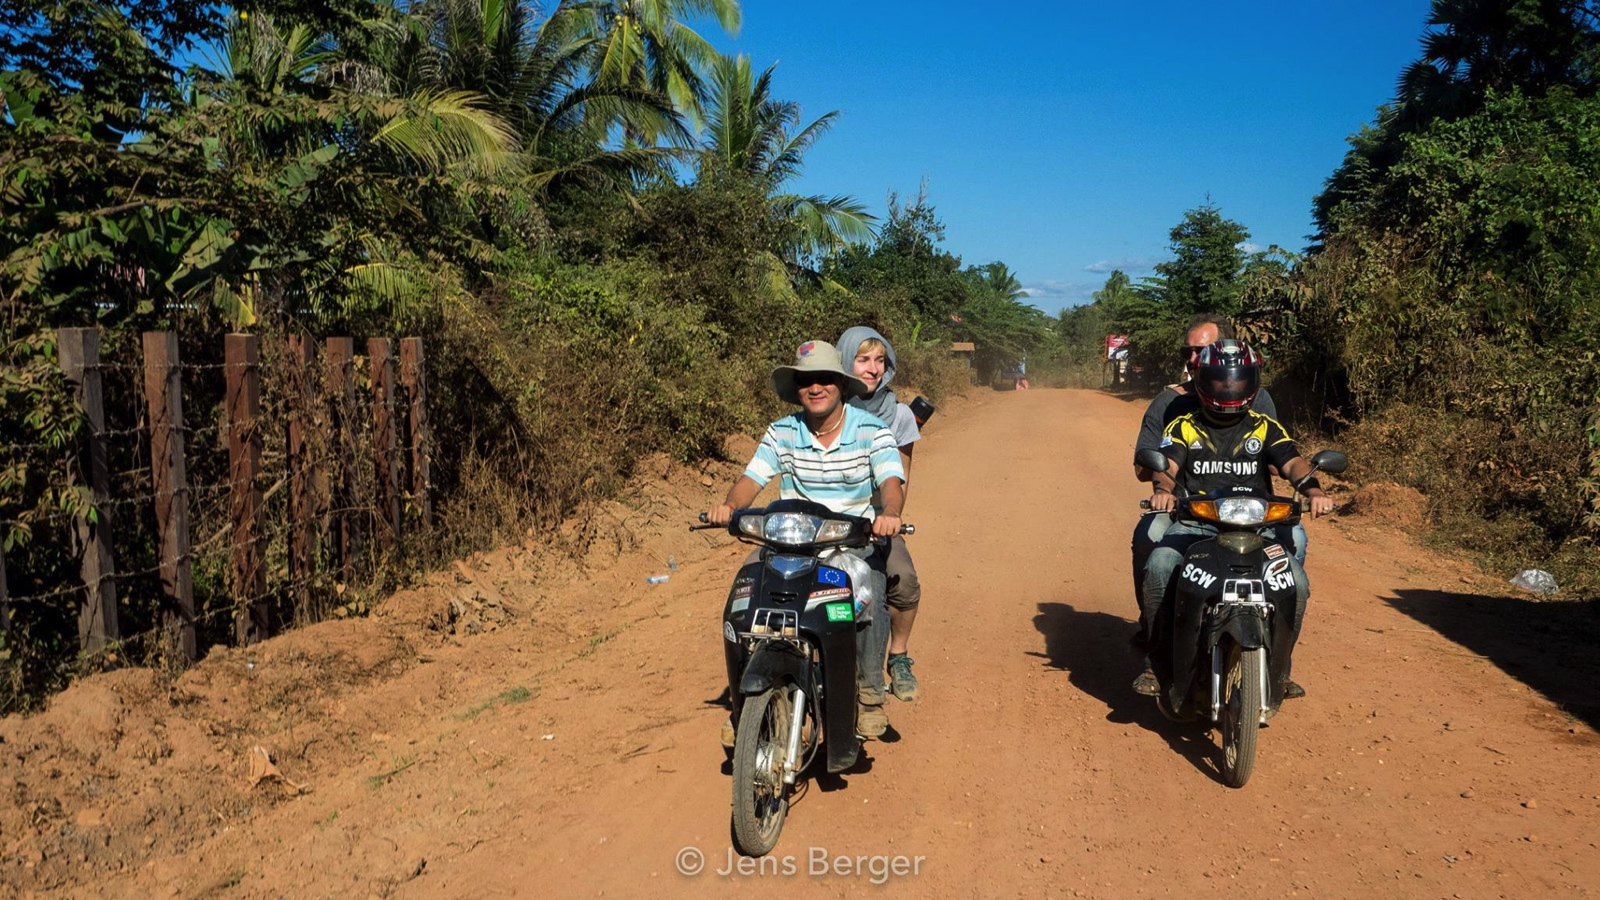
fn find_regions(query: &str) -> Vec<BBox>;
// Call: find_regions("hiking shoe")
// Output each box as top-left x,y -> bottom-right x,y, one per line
887,653 -> 920,702
1132,669 -> 1160,696
1282,680 -> 1306,700
719,716 -> 736,750
856,702 -> 889,738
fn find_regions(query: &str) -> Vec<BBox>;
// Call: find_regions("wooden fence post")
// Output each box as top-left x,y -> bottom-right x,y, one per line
369,338 -> 400,552
141,332 -> 196,662
399,337 -> 432,529
287,333 -> 320,622
1,542 -> 11,650
324,337 -> 359,578
57,327 -> 121,653
226,334 -> 267,645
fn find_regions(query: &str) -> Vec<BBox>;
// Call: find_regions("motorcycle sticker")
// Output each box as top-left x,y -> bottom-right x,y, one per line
1182,563 -> 1218,589
1264,542 -> 1286,559
723,621 -> 738,642
730,597 -> 750,613
808,587 -> 852,602
825,602 -> 853,622
1265,557 -> 1295,591
817,566 -> 848,587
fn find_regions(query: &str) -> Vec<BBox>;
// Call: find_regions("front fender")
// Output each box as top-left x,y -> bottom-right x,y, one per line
1208,603 -> 1270,650
739,641 -> 807,695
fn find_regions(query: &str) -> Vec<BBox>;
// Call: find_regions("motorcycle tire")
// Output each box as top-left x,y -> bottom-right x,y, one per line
731,685 -> 794,856
1220,642 -> 1264,788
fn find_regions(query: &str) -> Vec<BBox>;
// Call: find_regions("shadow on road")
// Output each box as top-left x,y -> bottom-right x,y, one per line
1383,589 -> 1600,731
1031,601 -> 1223,783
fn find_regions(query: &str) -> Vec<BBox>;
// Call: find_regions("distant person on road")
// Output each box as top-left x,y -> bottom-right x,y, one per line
710,340 -> 906,745
1014,356 -> 1031,390
837,326 -> 924,703
1139,340 -> 1334,698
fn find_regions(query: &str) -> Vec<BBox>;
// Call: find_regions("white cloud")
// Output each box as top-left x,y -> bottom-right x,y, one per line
1238,242 -> 1261,253
1022,280 -> 1098,312
1083,257 -> 1158,274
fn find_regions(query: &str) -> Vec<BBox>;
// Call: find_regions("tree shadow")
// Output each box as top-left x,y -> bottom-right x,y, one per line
1031,601 -> 1222,783
1383,589 -> 1600,730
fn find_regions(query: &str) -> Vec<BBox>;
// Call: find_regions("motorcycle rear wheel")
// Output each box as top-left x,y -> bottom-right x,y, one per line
1220,643 -> 1263,788
732,685 -> 794,856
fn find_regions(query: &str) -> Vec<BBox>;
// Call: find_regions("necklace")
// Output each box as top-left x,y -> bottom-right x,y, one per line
812,409 -> 844,438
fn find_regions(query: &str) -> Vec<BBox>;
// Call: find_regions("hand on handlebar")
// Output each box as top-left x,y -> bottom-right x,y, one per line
1306,495 -> 1337,518
872,513 -> 902,538
1147,491 -> 1176,513
707,503 -> 735,526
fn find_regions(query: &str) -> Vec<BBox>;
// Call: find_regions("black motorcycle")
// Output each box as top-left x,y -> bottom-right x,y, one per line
693,499 -> 911,856
1135,447 -> 1346,787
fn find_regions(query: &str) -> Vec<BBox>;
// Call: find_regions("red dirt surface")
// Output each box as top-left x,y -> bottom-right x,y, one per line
4,388 -> 1598,899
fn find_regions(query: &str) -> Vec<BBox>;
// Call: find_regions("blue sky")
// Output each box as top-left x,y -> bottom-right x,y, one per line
700,1 -> 1438,312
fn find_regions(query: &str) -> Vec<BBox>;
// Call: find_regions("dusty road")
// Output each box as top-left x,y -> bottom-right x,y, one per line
6,388 -> 1599,899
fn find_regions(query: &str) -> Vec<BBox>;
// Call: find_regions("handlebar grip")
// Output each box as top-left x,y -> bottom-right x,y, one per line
900,524 -> 915,536
698,511 -> 709,523
1139,500 -> 1151,510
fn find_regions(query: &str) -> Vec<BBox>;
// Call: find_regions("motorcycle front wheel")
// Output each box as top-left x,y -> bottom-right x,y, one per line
1219,642 -> 1264,788
731,685 -> 794,856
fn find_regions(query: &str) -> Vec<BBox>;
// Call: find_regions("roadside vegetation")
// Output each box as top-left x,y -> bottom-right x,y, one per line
1058,0 -> 1600,597
0,0 -> 1057,706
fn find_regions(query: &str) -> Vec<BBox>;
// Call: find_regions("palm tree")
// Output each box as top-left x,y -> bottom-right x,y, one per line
366,0 -> 688,194
1395,0 -> 1600,125
698,53 -> 873,267
574,0 -> 742,134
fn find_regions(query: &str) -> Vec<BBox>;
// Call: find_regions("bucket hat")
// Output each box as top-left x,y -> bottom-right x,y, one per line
771,340 -> 869,405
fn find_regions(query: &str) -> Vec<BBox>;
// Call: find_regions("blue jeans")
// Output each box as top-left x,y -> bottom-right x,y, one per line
1133,515 -> 1304,617
1142,521 -> 1309,651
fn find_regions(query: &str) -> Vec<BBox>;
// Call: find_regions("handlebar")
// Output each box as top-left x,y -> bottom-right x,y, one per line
690,512 -> 915,534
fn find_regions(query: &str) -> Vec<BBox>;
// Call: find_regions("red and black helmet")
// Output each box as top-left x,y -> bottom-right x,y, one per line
1192,339 -> 1261,417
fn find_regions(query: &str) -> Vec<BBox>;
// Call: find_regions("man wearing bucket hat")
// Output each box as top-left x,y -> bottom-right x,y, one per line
710,340 -> 906,741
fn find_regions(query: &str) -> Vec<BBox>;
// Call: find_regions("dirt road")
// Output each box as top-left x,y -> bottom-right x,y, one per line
6,388 -> 1599,898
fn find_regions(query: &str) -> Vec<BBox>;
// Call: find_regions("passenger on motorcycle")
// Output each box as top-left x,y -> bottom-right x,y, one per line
1131,316 -> 1300,662
837,327 -> 924,703
709,340 -> 906,743
1137,340 -> 1335,698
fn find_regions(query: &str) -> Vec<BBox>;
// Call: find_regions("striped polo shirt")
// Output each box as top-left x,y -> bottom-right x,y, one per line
744,405 -> 905,520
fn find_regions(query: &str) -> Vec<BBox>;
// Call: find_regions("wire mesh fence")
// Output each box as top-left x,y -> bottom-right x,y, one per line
0,328 -> 433,711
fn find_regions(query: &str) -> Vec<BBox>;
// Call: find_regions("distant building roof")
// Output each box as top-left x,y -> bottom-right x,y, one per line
950,342 -> 975,352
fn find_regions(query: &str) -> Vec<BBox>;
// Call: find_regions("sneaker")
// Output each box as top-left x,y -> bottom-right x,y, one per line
719,716 -> 736,749
1132,669 -> 1160,696
887,654 -> 920,702
1282,680 -> 1306,700
856,701 -> 889,738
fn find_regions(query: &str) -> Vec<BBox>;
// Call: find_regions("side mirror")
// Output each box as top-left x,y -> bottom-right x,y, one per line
1309,450 -> 1348,475
1135,448 -> 1170,474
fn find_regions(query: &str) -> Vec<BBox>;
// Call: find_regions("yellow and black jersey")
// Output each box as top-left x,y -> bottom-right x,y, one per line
1158,410 -> 1299,497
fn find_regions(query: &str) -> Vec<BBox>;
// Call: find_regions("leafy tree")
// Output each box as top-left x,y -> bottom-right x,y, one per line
697,54 -> 873,267
575,0 -> 741,135
1150,204 -> 1250,319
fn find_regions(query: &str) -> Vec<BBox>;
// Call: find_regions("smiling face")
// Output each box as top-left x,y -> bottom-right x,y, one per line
851,341 -> 890,393
795,373 -> 844,419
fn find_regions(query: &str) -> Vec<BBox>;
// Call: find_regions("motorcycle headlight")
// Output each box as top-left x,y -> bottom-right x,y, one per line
764,512 -> 822,545
815,519 -> 854,542
1215,497 -> 1267,526
737,515 -> 764,538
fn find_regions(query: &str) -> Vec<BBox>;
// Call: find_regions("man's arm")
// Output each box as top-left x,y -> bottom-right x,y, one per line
873,477 -> 905,538
1277,456 -> 1335,517
1133,389 -> 1177,482
709,476 -> 763,525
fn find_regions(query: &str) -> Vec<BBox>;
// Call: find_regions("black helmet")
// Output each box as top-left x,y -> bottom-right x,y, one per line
1192,340 -> 1261,417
